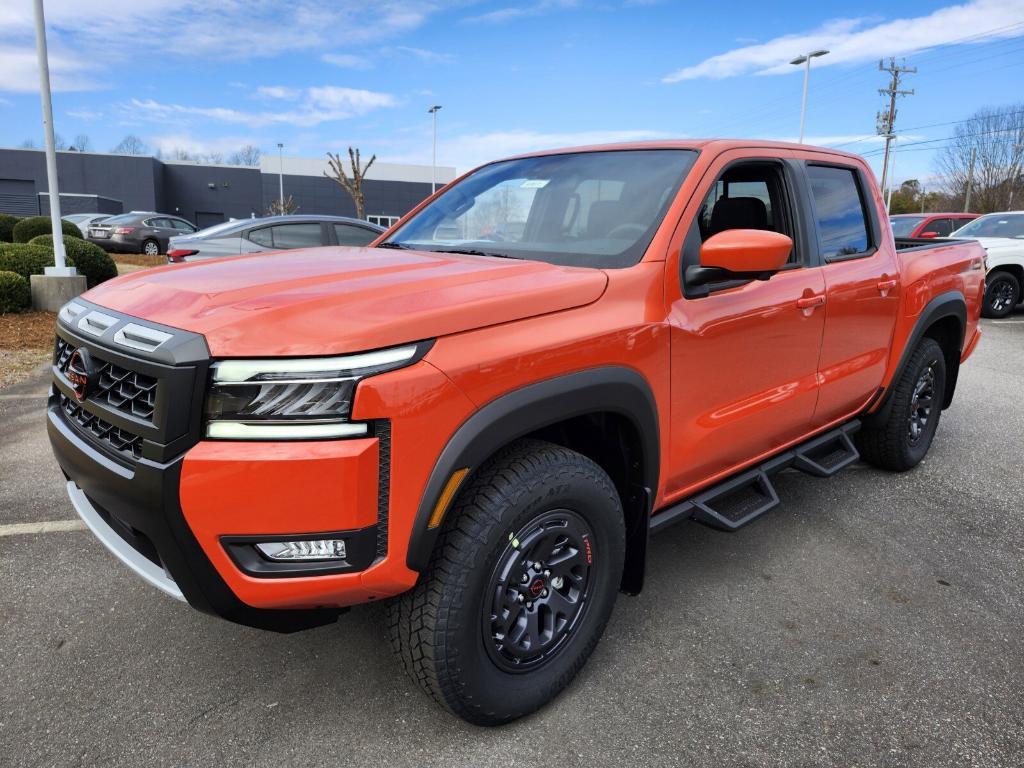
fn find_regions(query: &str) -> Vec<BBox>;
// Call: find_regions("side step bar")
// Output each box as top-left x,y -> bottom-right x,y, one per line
650,420 -> 860,534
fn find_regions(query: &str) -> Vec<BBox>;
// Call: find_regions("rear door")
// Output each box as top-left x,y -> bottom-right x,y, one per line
332,222 -> 379,246
804,162 -> 901,426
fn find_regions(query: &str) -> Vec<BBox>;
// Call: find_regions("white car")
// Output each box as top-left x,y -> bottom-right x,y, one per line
951,212 -> 1024,318
62,213 -> 112,237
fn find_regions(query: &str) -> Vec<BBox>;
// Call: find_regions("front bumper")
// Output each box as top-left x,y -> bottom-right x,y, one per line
46,299 -> 404,632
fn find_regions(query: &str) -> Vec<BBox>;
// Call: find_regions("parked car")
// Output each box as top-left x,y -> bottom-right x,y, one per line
87,212 -> 197,256
62,213 -> 111,237
48,139 -> 983,725
950,211 -> 1024,318
166,215 -> 385,263
889,212 -> 979,239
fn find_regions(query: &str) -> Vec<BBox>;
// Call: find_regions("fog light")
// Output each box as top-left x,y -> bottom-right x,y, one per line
255,539 -> 347,561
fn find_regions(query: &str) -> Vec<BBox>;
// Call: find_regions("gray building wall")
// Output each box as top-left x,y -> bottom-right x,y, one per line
40,194 -> 123,215
260,174 -> 433,219
161,163 -> 263,227
0,148 -> 433,225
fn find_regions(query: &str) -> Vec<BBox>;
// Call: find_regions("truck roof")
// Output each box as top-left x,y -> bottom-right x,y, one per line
496,138 -> 865,164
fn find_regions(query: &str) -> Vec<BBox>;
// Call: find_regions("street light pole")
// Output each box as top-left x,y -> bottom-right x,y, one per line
428,105 -> 442,194
277,142 -> 284,210
33,0 -> 71,275
789,50 -> 829,144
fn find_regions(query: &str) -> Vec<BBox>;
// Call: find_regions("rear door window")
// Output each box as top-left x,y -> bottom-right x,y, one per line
806,165 -> 871,260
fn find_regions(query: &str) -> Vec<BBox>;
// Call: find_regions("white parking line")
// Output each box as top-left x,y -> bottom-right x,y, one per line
989,319 -> 1024,324
0,393 -> 48,400
0,520 -> 86,537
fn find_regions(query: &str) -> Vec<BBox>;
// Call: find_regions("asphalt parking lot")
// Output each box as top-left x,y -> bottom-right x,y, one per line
1,315 -> 1022,768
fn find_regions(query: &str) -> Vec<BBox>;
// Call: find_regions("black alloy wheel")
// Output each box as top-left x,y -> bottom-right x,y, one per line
484,509 -> 594,673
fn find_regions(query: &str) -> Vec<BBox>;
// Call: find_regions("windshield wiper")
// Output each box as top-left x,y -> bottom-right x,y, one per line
376,241 -> 411,250
430,248 -> 518,259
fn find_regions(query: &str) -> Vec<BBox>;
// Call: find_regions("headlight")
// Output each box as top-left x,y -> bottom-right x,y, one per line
204,342 -> 427,440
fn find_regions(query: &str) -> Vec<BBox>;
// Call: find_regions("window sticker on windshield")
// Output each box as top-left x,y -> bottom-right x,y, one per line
521,179 -> 550,189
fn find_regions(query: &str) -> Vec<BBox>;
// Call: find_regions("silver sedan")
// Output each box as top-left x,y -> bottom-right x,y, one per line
166,214 -> 385,263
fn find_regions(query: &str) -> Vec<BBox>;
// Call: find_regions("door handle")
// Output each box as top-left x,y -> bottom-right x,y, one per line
796,294 -> 825,309
877,278 -> 897,296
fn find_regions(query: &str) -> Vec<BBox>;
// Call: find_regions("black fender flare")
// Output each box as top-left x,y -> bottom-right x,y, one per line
873,290 -> 966,419
405,366 -> 660,572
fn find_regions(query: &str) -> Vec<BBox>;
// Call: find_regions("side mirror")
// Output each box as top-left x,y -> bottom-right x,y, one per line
919,231 -> 938,238
686,229 -> 793,288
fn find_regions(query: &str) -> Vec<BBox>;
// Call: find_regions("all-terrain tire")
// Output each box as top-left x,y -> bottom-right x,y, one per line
982,270 -> 1021,319
387,439 -> 625,726
857,337 -> 946,472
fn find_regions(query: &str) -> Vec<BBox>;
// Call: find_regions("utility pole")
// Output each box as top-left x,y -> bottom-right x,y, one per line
964,147 -> 976,213
428,105 -> 442,194
277,142 -> 284,210
33,0 -> 70,275
876,57 -> 915,202
886,136 -> 898,214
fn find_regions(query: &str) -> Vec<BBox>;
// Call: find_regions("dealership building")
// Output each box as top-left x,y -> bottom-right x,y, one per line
0,147 -> 457,229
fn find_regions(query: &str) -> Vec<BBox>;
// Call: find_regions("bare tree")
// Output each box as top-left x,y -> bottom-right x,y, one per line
228,145 -> 262,166
936,104 -> 1024,213
70,134 -> 92,152
18,138 -> 37,149
112,135 -> 148,155
324,148 -> 376,219
266,195 -> 298,216
53,133 -> 67,150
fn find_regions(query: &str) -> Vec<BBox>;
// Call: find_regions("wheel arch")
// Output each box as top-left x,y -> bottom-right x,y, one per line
873,290 -> 966,421
405,367 -> 659,594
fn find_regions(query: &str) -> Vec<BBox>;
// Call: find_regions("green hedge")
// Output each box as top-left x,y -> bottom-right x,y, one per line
0,214 -> 18,243
0,243 -> 56,281
29,235 -> 117,288
0,270 -> 30,313
12,216 -> 81,243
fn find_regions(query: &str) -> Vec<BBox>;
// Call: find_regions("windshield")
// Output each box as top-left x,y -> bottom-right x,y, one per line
194,219 -> 247,237
383,149 -> 698,268
952,213 -> 1024,239
889,216 -> 926,237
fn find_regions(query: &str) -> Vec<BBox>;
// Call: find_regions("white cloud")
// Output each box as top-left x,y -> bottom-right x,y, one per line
464,0 -> 579,24
255,86 -> 302,101
0,1 -> 450,93
388,46 -> 455,64
403,129 -> 673,170
148,133 -> 263,159
66,109 -> 104,121
322,53 -> 373,69
663,0 -> 1024,82
125,86 -> 396,128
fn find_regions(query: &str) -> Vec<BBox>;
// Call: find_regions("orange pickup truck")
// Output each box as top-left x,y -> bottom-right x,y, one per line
47,140 -> 984,725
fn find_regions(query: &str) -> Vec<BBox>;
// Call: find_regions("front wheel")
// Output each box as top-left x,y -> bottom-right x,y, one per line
857,337 -> 947,472
388,439 -> 625,726
982,270 -> 1020,319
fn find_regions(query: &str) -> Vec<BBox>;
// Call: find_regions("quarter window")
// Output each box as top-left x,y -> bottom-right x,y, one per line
807,165 -> 871,260
334,224 -> 377,246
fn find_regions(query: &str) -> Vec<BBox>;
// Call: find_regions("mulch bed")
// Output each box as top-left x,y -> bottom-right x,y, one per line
0,310 -> 56,350
0,311 -> 55,389
111,254 -> 165,269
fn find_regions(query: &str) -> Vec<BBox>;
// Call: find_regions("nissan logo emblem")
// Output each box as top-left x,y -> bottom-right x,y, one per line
66,348 -> 95,402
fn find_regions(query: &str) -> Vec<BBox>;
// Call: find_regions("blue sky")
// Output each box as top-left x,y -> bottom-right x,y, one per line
1,0 -> 1023,188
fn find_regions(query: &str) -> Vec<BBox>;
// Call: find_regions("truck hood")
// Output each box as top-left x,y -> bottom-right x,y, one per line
83,246 -> 609,356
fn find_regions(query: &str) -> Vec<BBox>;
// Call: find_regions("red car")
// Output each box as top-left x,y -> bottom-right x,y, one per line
890,212 -> 979,239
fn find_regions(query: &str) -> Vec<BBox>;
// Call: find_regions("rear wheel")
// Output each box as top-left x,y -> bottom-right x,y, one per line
388,439 -> 625,726
142,239 -> 160,257
857,337 -> 946,471
982,270 -> 1020,319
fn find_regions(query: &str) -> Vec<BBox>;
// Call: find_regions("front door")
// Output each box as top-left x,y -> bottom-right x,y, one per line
665,154 -> 827,497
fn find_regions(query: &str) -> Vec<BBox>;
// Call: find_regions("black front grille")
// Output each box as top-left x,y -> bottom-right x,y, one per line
60,393 -> 144,461
55,337 -> 158,422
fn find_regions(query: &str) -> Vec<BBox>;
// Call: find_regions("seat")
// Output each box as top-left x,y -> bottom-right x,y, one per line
585,200 -> 628,239
708,196 -> 769,236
